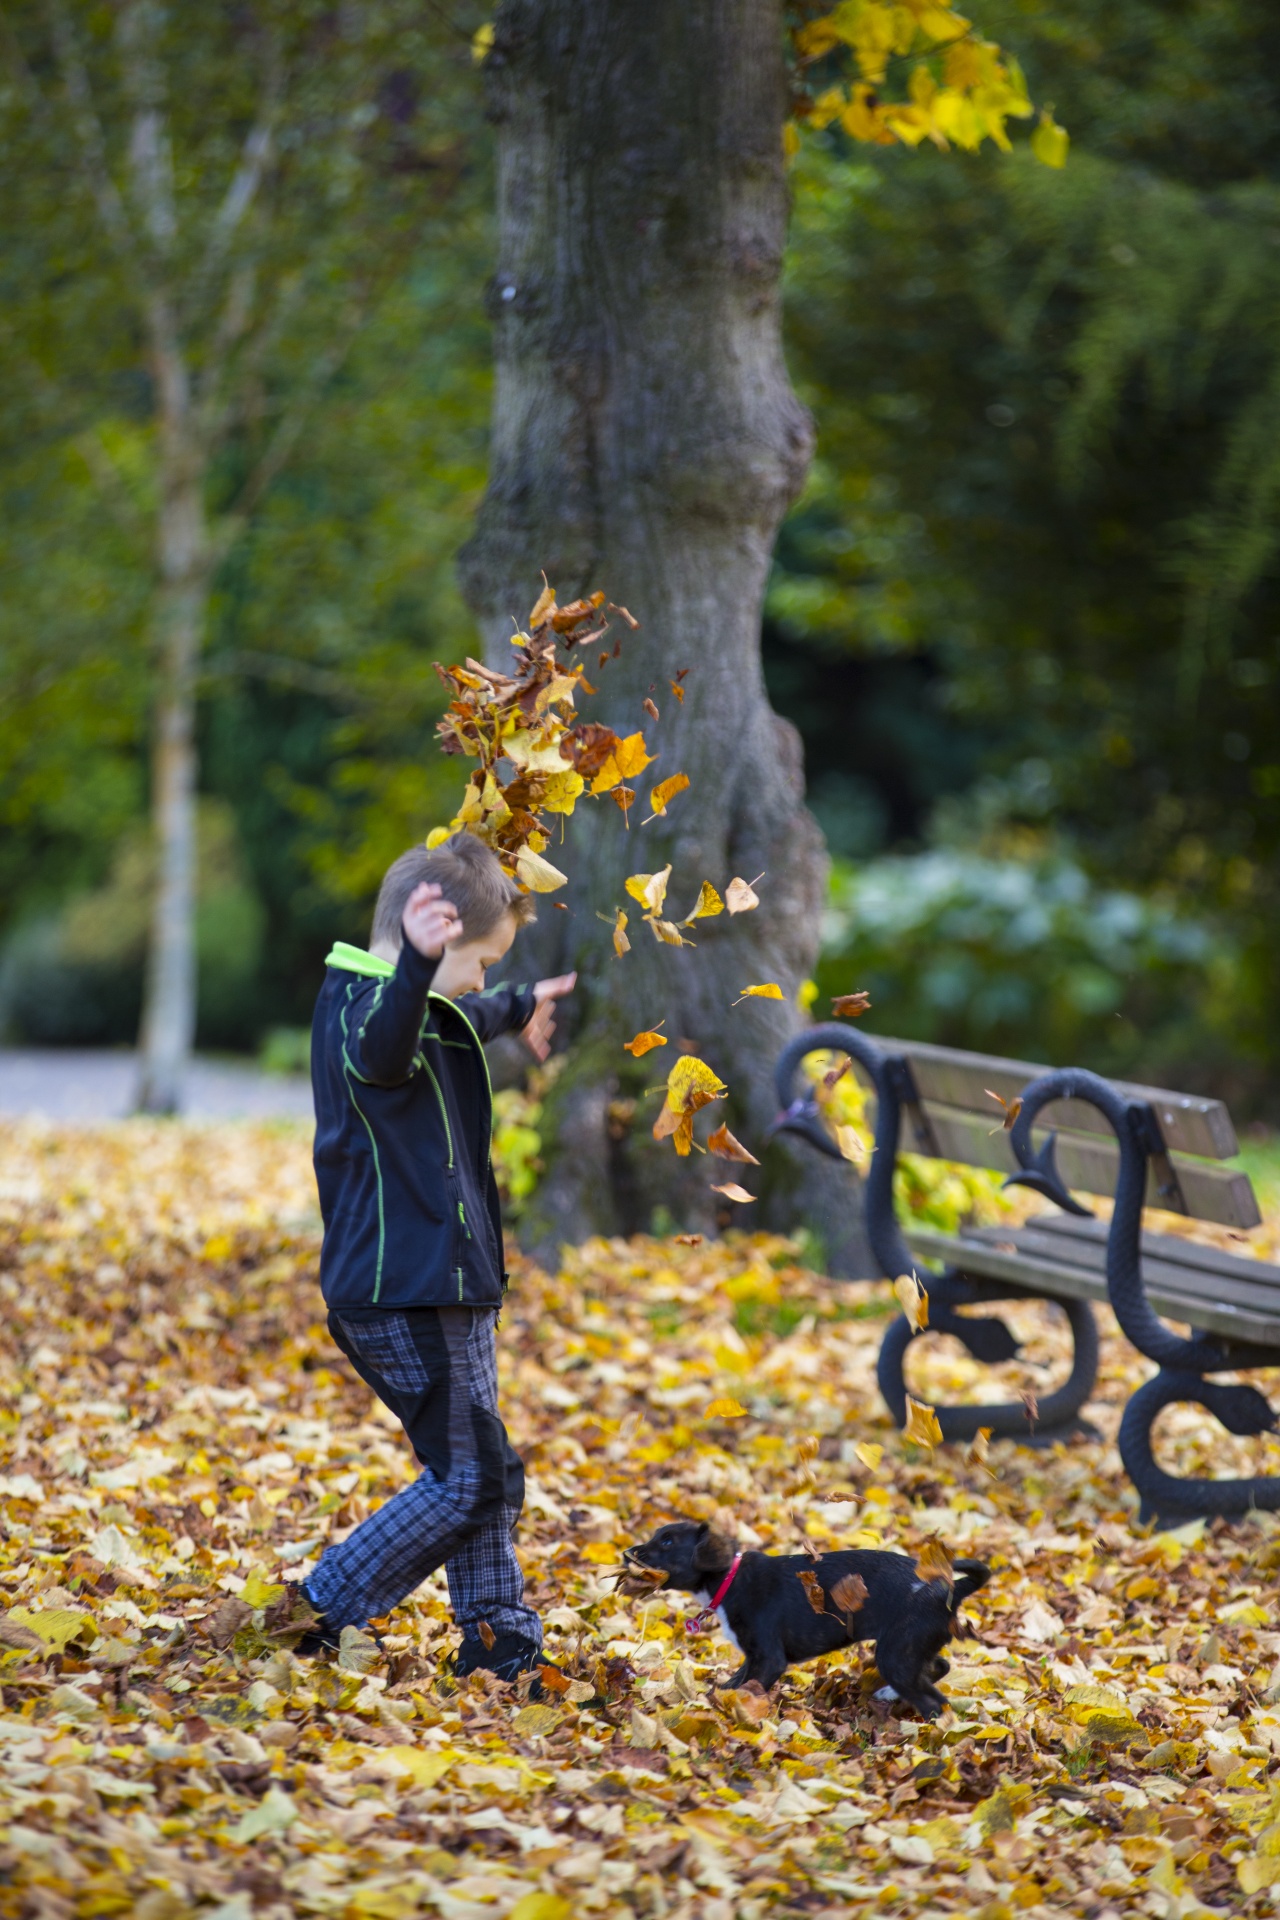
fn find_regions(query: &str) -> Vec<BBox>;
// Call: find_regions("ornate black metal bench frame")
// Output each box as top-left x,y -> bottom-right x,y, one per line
771,1027 -> 1279,1528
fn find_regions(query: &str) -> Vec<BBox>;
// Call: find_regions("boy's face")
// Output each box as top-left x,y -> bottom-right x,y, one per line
430,909 -> 518,1000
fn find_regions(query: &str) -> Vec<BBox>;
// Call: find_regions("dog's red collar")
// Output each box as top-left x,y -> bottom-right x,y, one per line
687,1552 -> 742,1634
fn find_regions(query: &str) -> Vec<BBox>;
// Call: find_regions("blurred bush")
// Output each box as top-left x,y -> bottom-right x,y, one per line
0,801 -> 264,1050
259,1029 -> 311,1077
816,850 -> 1235,1088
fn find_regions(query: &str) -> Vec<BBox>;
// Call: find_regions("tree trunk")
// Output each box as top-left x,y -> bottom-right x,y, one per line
135,320 -> 208,1115
461,0 -> 872,1274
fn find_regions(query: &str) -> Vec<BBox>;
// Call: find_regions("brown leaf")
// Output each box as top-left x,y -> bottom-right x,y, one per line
831,990 -> 872,1018
965,1426 -> 994,1470
537,1665 -> 572,1695
675,1233 -> 703,1246
477,1620 -> 496,1650
609,602 -> 639,629
985,1088 -> 1024,1133
610,784 -> 636,816
206,1597 -> 253,1649
797,1567 -> 827,1615
711,1183 -> 756,1203
1021,1388 -> 1039,1429
822,1059 -> 851,1091
643,697 -> 659,723
669,679 -> 685,704
707,1123 -> 760,1166
0,1614 -> 45,1653
829,1573 -> 869,1620
893,1272 -> 929,1333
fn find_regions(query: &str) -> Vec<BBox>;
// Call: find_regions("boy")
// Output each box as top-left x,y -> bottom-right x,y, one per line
285,835 -> 575,1681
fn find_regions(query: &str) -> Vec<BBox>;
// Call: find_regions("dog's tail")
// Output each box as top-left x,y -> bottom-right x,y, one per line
951,1559 -> 991,1610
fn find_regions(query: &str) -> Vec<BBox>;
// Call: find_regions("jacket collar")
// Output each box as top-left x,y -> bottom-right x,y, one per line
324,941 -> 396,979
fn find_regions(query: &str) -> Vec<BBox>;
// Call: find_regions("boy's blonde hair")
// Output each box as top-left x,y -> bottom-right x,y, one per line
371,836 -> 535,949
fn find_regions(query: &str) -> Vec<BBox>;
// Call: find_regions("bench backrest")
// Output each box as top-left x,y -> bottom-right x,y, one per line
855,1034 -> 1261,1232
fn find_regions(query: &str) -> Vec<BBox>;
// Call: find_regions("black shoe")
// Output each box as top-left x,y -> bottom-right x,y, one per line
293,1620 -> 343,1658
448,1631 -> 556,1696
263,1586 -> 341,1658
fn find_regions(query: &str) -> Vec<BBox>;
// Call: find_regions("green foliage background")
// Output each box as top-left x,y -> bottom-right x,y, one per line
2,0 -> 1278,1110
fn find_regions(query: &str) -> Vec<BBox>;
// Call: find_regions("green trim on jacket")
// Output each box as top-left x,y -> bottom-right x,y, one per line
325,941 -> 396,979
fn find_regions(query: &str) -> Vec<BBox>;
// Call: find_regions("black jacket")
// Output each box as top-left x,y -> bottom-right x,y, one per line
311,941 -> 536,1310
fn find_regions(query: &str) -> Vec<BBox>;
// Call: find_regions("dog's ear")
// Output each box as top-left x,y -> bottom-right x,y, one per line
693,1525 -> 734,1571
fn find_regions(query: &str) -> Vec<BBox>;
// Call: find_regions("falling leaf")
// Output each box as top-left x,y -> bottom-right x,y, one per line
903,1396 -> 943,1451
515,846 -> 569,892
725,875 -> 762,914
625,866 -> 671,914
915,1538 -> 954,1592
666,1056 -> 727,1114
646,772 -> 690,819
831,990 -> 873,1018
965,1427 -> 994,1469
733,983 -> 784,1004
985,1088 -> 1023,1132
854,1442 -> 884,1472
612,907 -> 630,956
610,602 -> 639,629
1021,1388 -> 1039,1428
675,1233 -> 703,1246
823,1059 -> 851,1091
477,1619 -> 496,1650
669,679 -> 685,704
624,1026 -> 668,1057
705,1396 -> 748,1420
707,1123 -> 760,1166
682,881 -> 724,925
829,1573 -> 869,1620
529,580 -> 556,628
893,1273 -> 929,1333
649,917 -> 694,946
711,1183 -> 756,1203
835,1124 -> 866,1164
643,697 -> 659,723
797,1568 -> 827,1615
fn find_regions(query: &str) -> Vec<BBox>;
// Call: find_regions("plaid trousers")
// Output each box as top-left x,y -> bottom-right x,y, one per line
303,1306 -> 540,1647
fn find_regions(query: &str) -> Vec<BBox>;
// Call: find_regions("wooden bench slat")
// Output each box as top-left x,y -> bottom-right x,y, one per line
867,1034 -> 1240,1161
1014,1213 -> 1280,1293
905,1222 -> 1280,1351
903,1100 -> 1262,1230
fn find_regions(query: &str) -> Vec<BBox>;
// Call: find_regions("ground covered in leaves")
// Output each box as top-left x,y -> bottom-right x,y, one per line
5,1122 -> 1280,1920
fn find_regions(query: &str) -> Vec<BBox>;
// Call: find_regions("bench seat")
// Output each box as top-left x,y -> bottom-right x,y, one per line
907,1214 -> 1280,1356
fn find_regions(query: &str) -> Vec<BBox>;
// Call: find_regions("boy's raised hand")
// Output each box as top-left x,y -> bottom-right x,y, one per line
521,971 -> 577,1062
402,882 -> 464,961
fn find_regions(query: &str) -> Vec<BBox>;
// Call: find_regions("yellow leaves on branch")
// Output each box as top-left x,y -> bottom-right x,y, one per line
652,1056 -> 726,1157
789,0 -> 1065,165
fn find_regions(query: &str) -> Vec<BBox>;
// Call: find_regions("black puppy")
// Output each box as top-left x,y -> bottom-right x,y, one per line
623,1520 -> 989,1717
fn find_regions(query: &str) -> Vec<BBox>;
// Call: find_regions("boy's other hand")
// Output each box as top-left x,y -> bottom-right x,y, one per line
522,971 -> 577,1062
403,882 -> 463,961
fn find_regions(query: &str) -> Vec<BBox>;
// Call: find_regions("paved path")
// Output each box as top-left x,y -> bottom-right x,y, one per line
0,1050 -> 314,1123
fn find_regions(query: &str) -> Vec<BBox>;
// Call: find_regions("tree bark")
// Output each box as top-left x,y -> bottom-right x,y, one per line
461,0 -> 872,1273
135,313 -> 208,1115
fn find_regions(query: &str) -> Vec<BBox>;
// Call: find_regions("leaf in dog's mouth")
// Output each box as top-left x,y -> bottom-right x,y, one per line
611,1563 -> 667,1596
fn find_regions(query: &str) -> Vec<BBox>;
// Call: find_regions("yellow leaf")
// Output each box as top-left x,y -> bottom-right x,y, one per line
583,1542 -> 617,1564
706,1123 -> 759,1166
903,1395 -> 943,1450
614,731 -> 655,779
965,1427 -> 993,1469
241,1568 -> 285,1609
541,768 -> 584,814
725,875 -> 761,914
625,866 -> 671,914
8,1607 -> 92,1651
649,917 -> 694,946
854,1442 -> 883,1473
666,1055 -> 727,1114
470,20 -> 494,63
711,1183 -> 756,1203
424,826 -> 453,850
647,772 -> 690,818
1240,1858 -> 1280,1896
514,846 -> 568,892
734,983 -> 784,1004
1031,109 -> 1069,168
893,1272 -> 928,1333
683,880 -> 724,925
591,753 -> 623,794
1064,1684 -> 1130,1717
513,1703 -> 564,1737
624,1027 -> 668,1057
508,1898 -> 573,1920
384,1746 -> 456,1789
705,1396 -> 748,1420
835,1124 -> 866,1164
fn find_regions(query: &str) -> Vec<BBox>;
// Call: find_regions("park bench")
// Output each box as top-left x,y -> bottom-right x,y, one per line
771,1025 -> 1280,1528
